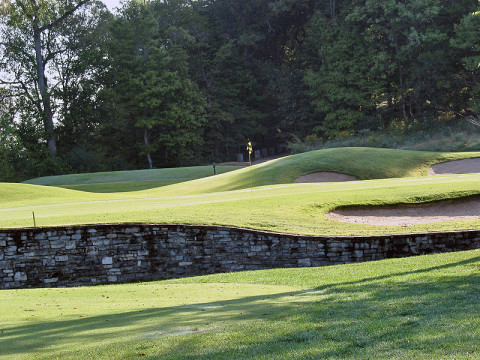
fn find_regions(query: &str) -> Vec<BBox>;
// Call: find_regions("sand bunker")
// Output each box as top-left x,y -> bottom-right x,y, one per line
327,198 -> 480,226
294,172 -> 358,183
326,158 -> 480,225
429,158 -> 480,175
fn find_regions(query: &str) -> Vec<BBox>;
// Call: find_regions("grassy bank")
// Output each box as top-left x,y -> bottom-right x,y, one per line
3,148 -> 480,235
24,165 -> 243,193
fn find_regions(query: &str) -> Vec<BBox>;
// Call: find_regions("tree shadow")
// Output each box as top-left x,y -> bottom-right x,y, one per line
2,255 -> 480,359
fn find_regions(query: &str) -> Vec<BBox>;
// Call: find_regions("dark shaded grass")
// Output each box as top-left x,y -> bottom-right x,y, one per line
2,253 -> 480,359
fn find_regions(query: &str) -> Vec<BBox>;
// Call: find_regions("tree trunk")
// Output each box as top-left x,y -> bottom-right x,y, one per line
144,127 -> 153,169
33,29 -> 57,157
398,62 -> 408,120
330,0 -> 336,20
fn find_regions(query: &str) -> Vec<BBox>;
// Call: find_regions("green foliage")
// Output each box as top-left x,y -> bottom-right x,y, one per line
304,15 -> 380,136
1,0 -> 480,178
105,0 -> 206,168
452,10 -> 480,113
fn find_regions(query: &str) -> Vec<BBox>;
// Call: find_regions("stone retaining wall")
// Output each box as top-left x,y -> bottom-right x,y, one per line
1,224 -> 480,289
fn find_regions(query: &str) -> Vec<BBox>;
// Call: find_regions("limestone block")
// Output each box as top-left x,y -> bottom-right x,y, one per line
298,258 -> 311,267
66,241 -> 76,250
50,241 -> 66,249
102,256 -> 113,265
5,246 -> 16,253
43,258 -> 55,266
44,278 -> 58,284
354,250 -> 363,257
14,272 -> 27,281
179,261 -> 193,267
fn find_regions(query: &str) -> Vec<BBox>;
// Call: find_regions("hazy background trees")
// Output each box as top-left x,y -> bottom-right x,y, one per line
1,0 -> 479,180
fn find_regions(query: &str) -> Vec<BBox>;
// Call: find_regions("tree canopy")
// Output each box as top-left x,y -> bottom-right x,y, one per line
0,0 -> 479,180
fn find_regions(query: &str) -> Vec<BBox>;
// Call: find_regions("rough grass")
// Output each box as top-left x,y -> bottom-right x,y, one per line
1,250 -> 480,359
4,148 -> 480,235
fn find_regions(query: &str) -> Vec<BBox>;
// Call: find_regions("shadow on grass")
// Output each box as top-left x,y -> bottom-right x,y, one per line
2,256 -> 480,359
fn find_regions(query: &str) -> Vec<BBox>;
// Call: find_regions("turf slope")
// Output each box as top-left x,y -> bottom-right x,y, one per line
4,147 -> 480,235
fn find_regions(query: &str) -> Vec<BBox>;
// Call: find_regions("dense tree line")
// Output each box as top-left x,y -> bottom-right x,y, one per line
0,0 -> 479,180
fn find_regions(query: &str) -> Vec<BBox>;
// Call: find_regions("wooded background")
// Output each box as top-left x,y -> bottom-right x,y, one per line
1,0 -> 479,180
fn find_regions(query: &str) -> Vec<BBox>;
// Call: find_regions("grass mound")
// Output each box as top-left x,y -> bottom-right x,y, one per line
121,147 -> 480,196
1,249 -> 479,359
23,147 -> 480,195
24,165 -> 243,193
4,147 -> 480,234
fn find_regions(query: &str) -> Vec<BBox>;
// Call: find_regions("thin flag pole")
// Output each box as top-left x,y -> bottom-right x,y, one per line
247,141 -> 253,193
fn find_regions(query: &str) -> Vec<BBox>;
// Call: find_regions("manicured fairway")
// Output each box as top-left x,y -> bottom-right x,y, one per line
1,250 -> 479,359
25,147 -> 480,194
4,148 -> 480,235
24,165 -> 243,193
3,148 -> 480,359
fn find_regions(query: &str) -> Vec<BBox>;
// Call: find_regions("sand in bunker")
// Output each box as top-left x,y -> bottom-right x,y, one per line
429,157 -> 480,175
294,172 -> 358,183
326,198 -> 480,226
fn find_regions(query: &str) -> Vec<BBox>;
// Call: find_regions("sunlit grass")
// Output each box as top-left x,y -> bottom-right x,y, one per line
1,250 -> 479,359
3,148 -> 480,235
24,165 -> 243,193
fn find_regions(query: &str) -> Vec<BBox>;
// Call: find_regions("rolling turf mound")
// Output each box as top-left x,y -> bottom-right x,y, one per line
24,147 -> 480,195
133,147 -> 480,196
4,147 -> 480,234
24,165 -> 243,193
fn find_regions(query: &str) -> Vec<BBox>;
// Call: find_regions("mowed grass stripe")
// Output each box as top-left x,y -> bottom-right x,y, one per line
4,174 -> 480,235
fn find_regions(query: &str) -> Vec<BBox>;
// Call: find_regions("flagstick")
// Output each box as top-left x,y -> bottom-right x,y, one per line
247,141 -> 253,194
249,152 -> 252,193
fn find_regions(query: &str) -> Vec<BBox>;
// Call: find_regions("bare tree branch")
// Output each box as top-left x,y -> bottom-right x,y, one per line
0,79 -> 22,85
19,79 -> 42,113
39,0 -> 91,32
466,116 -> 480,128
44,48 -> 68,66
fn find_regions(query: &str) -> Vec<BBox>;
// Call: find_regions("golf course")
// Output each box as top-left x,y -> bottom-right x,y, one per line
6,147 -> 480,235
2,147 -> 480,359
